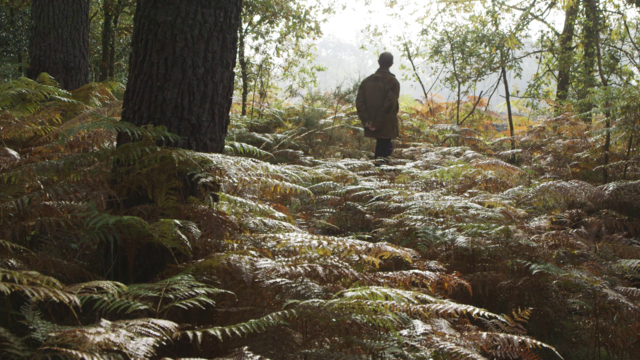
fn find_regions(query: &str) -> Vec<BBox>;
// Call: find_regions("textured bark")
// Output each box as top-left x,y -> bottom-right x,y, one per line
27,0 -> 89,90
239,30 -> 250,116
120,0 -> 242,153
577,0 -> 598,113
556,2 -> 578,104
99,0 -> 114,81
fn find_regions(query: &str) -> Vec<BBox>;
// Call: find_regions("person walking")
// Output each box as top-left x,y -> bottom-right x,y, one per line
355,52 -> 400,164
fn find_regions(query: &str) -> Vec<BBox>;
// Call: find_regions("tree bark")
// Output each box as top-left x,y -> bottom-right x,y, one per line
577,0 -> 598,113
120,0 -> 243,154
624,135 -> 634,180
27,0 -> 90,90
502,66 -> 517,163
239,28 -> 250,116
585,0 -> 611,184
99,0 -> 114,82
556,2 -> 579,104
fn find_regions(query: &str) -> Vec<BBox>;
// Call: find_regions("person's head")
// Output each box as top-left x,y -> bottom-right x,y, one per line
378,52 -> 394,69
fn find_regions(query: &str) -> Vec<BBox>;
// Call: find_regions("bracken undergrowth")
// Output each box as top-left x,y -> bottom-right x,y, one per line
1,75 -> 639,359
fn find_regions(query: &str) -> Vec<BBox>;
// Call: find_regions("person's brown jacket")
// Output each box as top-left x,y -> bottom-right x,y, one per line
355,68 -> 400,139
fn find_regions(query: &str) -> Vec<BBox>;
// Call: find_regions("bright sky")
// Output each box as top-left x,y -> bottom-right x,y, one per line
316,0 -> 567,103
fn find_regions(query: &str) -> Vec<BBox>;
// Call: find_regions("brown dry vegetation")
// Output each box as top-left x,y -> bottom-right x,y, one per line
1,77 -> 640,359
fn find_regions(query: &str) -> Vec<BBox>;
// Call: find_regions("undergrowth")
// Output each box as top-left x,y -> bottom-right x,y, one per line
1,75 -> 639,359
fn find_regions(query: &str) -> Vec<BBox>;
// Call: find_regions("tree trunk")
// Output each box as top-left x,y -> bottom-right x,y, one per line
556,2 -> 579,104
119,0 -> 243,154
577,0 -> 598,114
502,66 -> 517,163
624,135 -> 634,180
586,0 -> 611,184
403,42 -> 429,103
27,0 -> 89,90
100,0 -> 114,82
109,0 -> 126,79
239,30 -> 250,117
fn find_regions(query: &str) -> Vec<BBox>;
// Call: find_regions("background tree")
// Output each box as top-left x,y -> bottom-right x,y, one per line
27,0 -> 90,90
98,0 -> 133,81
120,0 -> 243,153
0,0 -> 30,77
237,0 -> 329,116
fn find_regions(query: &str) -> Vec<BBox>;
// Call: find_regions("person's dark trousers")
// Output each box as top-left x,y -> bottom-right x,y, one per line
374,138 -> 393,159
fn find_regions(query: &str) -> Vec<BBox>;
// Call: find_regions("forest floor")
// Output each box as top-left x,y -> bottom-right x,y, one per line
2,80 -> 640,359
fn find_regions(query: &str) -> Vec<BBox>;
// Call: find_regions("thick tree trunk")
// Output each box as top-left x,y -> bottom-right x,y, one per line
556,2 -> 579,104
27,0 -> 89,90
100,0 -> 114,82
120,0 -> 243,153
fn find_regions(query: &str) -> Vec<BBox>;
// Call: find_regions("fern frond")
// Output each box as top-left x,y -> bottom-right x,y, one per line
0,269 -> 79,306
225,141 -> 274,159
0,327 -> 30,359
183,309 -> 296,342
477,332 -> 564,359
42,318 -> 178,359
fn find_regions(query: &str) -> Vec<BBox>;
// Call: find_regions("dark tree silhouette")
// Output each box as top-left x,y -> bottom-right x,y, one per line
120,0 -> 243,153
27,0 -> 89,90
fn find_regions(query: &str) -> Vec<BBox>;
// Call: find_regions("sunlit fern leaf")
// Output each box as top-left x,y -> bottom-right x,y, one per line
616,259 -> 640,273
182,309 -> 296,343
426,336 -> 486,360
225,141 -> 274,159
0,269 -> 79,306
41,318 -> 179,359
65,281 -> 127,296
242,218 -> 304,234
600,285 -> 639,312
615,286 -> 640,298
294,286 -> 507,326
254,255 -> 362,285
477,332 -> 564,359
219,193 -> 290,221
86,275 -> 231,318
252,233 -> 416,268
523,180 -> 602,212
517,260 -> 566,276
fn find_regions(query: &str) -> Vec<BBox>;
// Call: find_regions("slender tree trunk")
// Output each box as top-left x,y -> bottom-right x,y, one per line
239,31 -> 250,117
100,0 -> 114,81
119,0 -> 243,153
27,0 -> 90,90
623,135 -> 634,180
109,0 -> 125,79
586,0 -> 611,184
578,0 -> 598,114
556,2 -> 579,104
404,42 -> 429,102
502,66 -> 516,162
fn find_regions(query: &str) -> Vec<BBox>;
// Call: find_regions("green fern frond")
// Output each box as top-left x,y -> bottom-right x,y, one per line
225,141 -> 274,159
42,318 -> 178,359
517,260 -> 566,276
0,269 -> 79,306
477,332 -> 564,359
183,309 -> 296,343
0,327 -> 30,359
